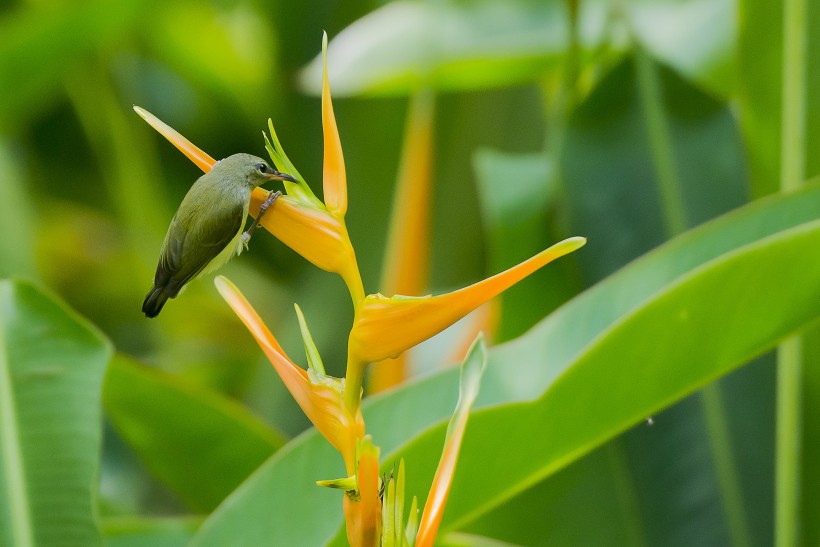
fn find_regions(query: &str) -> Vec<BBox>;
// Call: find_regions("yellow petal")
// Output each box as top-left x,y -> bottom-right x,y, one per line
321,32 -> 348,217
369,91 -> 435,393
249,190 -> 364,304
215,276 -> 364,472
349,237 -> 586,364
133,106 -> 216,173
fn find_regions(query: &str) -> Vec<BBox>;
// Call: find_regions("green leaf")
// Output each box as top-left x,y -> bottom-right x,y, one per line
102,516 -> 201,547
736,0 -> 782,197
299,0 -> 734,98
626,0 -> 735,98
298,0 -> 574,96
737,1 -> 820,196
801,320 -> 820,546
402,209 -> 820,536
104,354 -> 286,512
192,183 -> 820,544
144,1 -> 277,116
561,52 -> 765,546
0,279 -> 112,547
562,55 -> 748,282
0,0 -> 151,130
457,445 -> 646,545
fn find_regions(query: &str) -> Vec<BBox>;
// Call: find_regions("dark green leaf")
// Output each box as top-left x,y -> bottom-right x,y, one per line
104,354 -> 286,512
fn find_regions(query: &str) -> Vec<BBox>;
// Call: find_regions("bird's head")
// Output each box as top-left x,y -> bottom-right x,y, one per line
216,153 -> 297,187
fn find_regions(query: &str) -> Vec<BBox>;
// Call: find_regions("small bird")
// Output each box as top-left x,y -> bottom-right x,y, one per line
142,153 -> 295,318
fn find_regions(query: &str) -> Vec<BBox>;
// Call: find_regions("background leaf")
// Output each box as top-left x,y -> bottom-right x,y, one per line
104,354 -> 286,512
0,279 -> 112,546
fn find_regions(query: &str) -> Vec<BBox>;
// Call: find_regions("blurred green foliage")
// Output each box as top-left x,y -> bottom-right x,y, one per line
1,0 -> 819,545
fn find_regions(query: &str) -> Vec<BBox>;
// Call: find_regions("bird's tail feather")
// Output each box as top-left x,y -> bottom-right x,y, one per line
142,286 -> 170,318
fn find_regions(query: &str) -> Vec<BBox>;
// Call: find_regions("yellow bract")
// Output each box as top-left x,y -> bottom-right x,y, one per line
349,237 -> 587,364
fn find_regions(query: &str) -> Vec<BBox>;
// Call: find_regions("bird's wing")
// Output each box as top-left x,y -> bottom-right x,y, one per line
155,200 -> 245,296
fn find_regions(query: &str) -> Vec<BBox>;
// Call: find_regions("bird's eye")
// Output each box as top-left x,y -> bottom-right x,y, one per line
257,163 -> 268,173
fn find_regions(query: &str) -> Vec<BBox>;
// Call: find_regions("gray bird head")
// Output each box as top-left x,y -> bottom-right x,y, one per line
214,153 -> 297,187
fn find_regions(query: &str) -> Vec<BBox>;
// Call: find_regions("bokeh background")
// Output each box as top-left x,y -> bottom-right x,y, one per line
1,0 -> 817,544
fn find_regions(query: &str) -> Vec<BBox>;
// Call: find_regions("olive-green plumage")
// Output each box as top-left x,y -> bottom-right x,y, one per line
143,153 -> 294,318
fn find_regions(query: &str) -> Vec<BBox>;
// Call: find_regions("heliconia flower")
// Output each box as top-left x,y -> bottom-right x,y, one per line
369,90 -> 435,393
214,276 -> 364,474
349,236 -> 586,365
343,436 -> 382,547
416,335 -> 488,546
132,32 -> 365,305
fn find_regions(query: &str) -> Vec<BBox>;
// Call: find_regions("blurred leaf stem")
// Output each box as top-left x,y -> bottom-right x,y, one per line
776,0 -> 807,545
0,141 -> 36,279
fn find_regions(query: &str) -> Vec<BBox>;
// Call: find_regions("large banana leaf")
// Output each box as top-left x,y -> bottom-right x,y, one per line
192,183 -> 820,544
0,280 -> 112,546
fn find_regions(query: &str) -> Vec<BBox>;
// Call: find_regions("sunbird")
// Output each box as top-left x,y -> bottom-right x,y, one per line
142,153 -> 295,318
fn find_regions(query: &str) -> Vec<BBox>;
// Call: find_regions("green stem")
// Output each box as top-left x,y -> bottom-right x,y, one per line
701,385 -> 752,547
607,443 -> 647,547
634,47 -> 687,237
344,355 -> 365,417
776,340 -> 803,547
776,0 -> 806,545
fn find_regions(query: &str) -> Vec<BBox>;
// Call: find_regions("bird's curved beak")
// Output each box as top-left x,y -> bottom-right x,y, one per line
267,170 -> 297,183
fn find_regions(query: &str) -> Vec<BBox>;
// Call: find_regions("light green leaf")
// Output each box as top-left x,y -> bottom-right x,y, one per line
0,279 -> 112,547
626,0 -> 735,98
102,516 -> 201,547
298,0 -> 573,96
193,183 -> 820,544
104,355 -> 286,512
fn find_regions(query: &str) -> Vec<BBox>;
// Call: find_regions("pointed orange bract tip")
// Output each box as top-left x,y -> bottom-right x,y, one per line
320,32 -> 348,217
215,276 -> 364,472
416,336 -> 487,546
349,237 -> 586,364
133,106 -> 216,173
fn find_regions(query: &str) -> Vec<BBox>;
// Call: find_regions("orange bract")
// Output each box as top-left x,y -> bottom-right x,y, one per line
215,277 -> 364,474
350,237 -> 587,364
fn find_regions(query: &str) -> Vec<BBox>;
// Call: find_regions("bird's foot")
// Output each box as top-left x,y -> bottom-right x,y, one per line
243,190 -> 282,247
